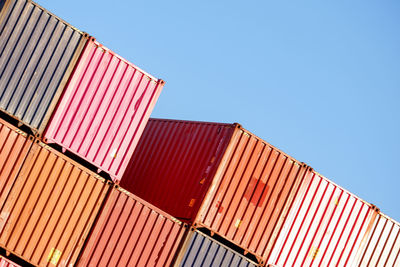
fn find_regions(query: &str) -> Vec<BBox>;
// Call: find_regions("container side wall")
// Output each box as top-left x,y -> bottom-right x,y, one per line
0,117 -> 32,210
267,169 -> 378,267
175,230 -> 257,267
119,119 -> 235,221
198,127 -> 307,263
0,0 -> 85,133
0,140 -> 109,267
77,186 -> 187,267
0,256 -> 21,267
353,213 -> 400,267
43,39 -> 164,181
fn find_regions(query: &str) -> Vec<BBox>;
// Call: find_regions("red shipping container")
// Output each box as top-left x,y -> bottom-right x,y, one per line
266,169 -> 379,267
120,118 -> 308,264
0,256 -> 21,267
353,212 -> 400,266
78,186 -> 187,267
43,37 -> 164,182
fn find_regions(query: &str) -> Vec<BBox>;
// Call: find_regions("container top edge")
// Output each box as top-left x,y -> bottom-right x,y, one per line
89,38 -> 161,82
29,0 -> 85,35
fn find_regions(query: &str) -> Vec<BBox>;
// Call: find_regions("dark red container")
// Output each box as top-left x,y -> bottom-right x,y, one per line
120,118 -> 307,264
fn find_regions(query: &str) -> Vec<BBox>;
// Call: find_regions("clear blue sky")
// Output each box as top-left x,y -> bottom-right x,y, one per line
37,0 -> 400,221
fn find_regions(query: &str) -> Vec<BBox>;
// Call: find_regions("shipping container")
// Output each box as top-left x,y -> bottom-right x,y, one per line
0,255 -> 21,267
266,168 -> 379,267
0,117 -> 33,209
0,139 -> 110,267
77,186 -> 187,267
43,37 -> 164,182
352,212 -> 400,267
120,118 -> 308,264
174,229 -> 258,267
0,0 -> 87,135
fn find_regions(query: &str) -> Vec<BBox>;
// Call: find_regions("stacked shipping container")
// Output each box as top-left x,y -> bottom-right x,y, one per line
0,0 -> 399,266
77,186 -> 187,267
0,256 -> 21,267
121,118 -> 309,264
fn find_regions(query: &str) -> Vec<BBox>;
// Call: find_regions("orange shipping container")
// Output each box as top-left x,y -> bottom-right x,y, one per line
0,139 -> 110,267
78,186 -> 187,267
0,118 -> 33,208
121,119 -> 308,264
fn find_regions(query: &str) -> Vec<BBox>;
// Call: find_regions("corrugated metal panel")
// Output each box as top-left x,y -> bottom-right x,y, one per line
0,139 -> 110,267
353,212 -> 400,267
120,119 -> 236,221
78,186 -> 187,267
0,117 -> 33,208
43,38 -> 164,182
0,256 -> 21,267
119,119 -> 307,264
266,169 -> 379,267
197,126 -> 307,264
174,229 -> 258,267
0,0 -> 87,134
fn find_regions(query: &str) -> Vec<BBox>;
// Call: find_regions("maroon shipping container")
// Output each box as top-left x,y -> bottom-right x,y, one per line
78,186 -> 187,267
43,37 -> 164,182
120,118 -> 308,264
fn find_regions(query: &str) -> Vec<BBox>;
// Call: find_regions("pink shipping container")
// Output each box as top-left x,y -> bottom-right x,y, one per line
77,186 -> 188,267
0,256 -> 21,267
266,168 -> 379,267
352,212 -> 400,267
43,37 -> 164,182
120,119 -> 308,264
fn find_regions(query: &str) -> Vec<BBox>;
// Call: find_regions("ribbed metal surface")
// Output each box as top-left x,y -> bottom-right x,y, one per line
43,38 -> 164,181
353,212 -> 400,267
197,126 -> 307,264
78,186 -> 187,267
0,117 -> 33,209
120,119 -> 235,221
0,0 -> 87,134
175,230 -> 257,267
0,256 -> 21,267
0,139 -> 109,267
266,169 -> 378,267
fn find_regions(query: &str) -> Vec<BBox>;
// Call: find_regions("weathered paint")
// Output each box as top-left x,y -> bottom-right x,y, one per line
0,0 -> 87,134
43,38 -> 164,182
174,229 -> 258,267
0,256 -> 21,267
0,139 -> 110,267
266,169 -> 379,267
352,212 -> 400,267
78,186 -> 187,267
120,118 -> 307,264
0,117 -> 33,210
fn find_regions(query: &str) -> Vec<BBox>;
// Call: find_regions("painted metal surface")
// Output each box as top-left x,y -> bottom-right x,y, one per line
266,169 -> 379,267
78,186 -> 187,267
0,0 -> 87,134
0,139 -> 110,267
120,119 -> 236,222
352,212 -> 400,267
174,229 -> 258,267
0,117 -> 33,209
120,119 -> 307,264
0,256 -> 21,267
197,125 -> 307,264
43,38 -> 164,182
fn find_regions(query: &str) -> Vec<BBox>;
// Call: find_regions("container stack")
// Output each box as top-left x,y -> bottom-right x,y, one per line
0,0 -> 399,267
